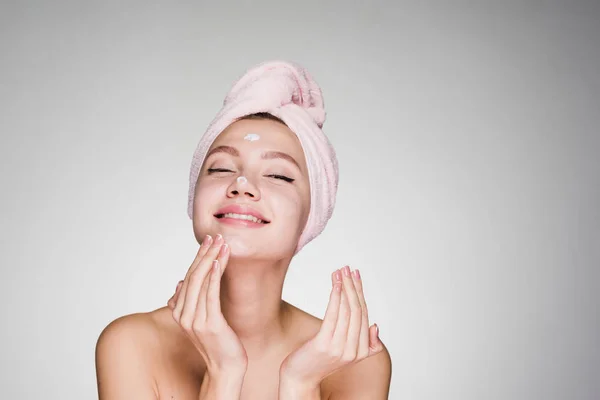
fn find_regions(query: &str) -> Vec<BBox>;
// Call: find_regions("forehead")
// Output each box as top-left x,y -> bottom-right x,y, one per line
210,118 -> 308,169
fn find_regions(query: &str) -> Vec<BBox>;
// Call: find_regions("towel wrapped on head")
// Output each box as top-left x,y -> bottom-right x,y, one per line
187,60 -> 339,254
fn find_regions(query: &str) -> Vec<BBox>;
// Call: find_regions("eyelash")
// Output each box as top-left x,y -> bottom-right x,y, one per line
268,174 -> 295,183
207,168 -> 295,183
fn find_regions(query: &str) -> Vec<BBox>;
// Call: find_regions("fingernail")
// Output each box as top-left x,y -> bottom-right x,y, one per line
215,234 -> 223,244
219,243 -> 228,257
203,235 -> 212,246
375,323 -> 380,337
353,269 -> 361,280
343,265 -> 350,277
334,270 -> 342,282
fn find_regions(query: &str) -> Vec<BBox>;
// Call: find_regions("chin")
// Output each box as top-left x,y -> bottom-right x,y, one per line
193,217 -> 298,260
220,232 -> 295,261
222,233 -> 260,256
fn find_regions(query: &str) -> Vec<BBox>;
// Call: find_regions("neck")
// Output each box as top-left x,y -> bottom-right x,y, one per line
219,256 -> 292,359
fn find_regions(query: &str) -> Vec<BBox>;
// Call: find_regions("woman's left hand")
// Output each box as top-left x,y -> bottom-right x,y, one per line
279,266 -> 384,395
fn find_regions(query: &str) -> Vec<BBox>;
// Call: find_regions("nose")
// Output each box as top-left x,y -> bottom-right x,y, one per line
227,176 -> 260,200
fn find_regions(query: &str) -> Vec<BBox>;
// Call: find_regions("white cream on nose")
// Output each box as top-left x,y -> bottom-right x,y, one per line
237,176 -> 248,184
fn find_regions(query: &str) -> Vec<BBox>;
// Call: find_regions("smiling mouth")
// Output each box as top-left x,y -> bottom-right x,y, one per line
214,212 -> 270,224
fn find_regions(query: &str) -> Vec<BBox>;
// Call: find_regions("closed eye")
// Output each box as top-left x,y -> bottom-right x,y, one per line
208,168 -> 234,174
267,174 -> 294,183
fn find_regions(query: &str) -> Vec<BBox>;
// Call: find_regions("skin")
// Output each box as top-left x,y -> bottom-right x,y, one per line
95,118 -> 392,399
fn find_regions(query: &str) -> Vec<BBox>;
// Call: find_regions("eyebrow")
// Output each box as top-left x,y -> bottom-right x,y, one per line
206,145 -> 301,170
261,151 -> 301,170
206,145 -> 239,158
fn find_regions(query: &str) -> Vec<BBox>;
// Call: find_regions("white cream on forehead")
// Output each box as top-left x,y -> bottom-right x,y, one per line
244,133 -> 260,141
237,176 -> 248,184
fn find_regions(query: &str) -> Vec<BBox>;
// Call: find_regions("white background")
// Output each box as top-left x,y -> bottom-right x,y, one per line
1,1 -> 599,399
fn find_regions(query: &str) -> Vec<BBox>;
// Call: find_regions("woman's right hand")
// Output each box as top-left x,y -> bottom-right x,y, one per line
170,234 -> 248,378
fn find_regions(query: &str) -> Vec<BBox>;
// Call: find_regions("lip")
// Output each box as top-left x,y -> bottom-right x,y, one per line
214,204 -> 270,224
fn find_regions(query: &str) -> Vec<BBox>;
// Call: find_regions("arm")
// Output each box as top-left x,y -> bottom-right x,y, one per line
95,314 -> 159,400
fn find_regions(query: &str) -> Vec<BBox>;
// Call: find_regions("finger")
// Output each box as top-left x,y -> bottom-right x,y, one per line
317,269 -> 343,340
332,271 -> 351,351
167,280 -> 183,309
352,269 -> 370,359
195,263 -> 213,323
206,239 -> 231,321
173,235 -> 213,319
205,243 -> 230,322
179,235 -> 224,324
179,235 -> 225,326
339,266 -> 362,360
368,324 -> 384,356
331,269 -> 337,287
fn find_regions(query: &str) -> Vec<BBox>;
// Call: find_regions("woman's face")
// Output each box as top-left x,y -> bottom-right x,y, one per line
192,118 -> 311,260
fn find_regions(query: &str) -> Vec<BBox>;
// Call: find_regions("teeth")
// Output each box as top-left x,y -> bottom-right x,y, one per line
223,212 -> 263,223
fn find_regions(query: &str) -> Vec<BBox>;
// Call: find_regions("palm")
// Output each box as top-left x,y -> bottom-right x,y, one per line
280,267 -> 383,386
283,336 -> 331,380
219,320 -> 247,360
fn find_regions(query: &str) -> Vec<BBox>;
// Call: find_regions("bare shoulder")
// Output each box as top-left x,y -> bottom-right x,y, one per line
95,308 -> 171,399
97,310 -> 157,341
283,301 -> 324,341
284,301 -> 323,324
322,340 -> 392,400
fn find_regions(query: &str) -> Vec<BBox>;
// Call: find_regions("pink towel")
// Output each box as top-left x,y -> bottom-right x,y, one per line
187,60 -> 339,254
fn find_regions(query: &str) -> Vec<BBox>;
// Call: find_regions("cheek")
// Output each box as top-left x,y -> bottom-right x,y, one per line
266,187 -> 307,224
193,180 -> 222,218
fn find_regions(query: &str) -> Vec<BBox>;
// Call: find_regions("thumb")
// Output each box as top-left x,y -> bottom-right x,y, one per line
167,280 -> 183,309
368,323 -> 384,356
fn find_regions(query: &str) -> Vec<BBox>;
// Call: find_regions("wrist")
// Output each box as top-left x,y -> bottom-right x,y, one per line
199,369 -> 246,399
278,372 -> 321,400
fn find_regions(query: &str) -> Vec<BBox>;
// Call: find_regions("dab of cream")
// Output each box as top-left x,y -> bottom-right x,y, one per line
244,133 -> 260,142
237,176 -> 248,184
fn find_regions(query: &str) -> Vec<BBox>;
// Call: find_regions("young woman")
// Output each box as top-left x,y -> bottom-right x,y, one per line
95,61 -> 392,399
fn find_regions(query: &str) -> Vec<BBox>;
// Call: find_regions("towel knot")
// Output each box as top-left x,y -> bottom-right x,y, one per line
224,61 -> 326,128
